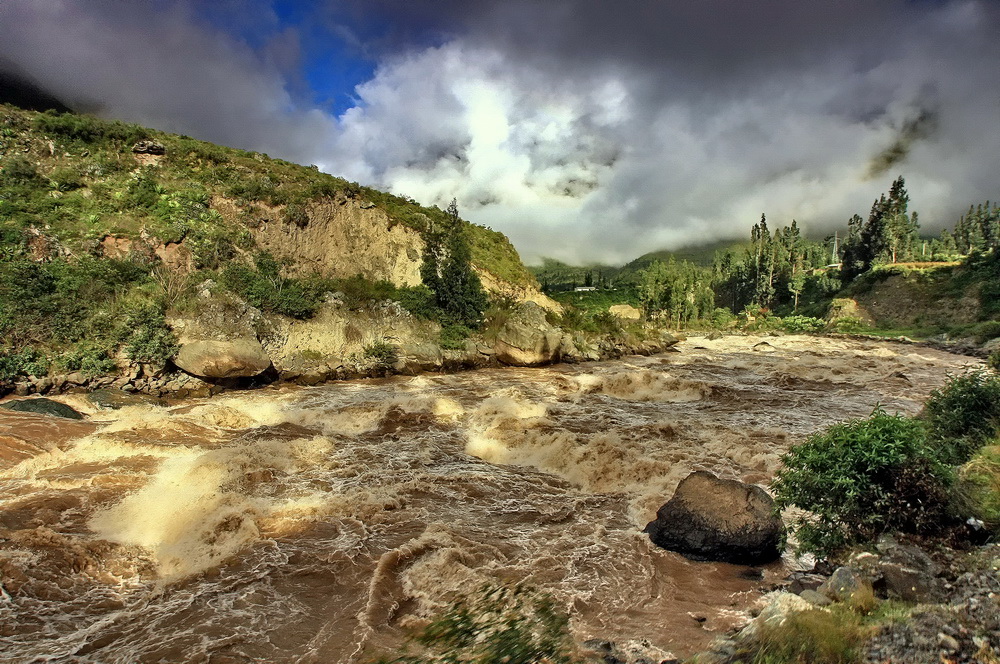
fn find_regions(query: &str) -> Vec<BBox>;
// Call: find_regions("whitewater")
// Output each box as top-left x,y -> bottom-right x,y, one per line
0,335 -> 979,662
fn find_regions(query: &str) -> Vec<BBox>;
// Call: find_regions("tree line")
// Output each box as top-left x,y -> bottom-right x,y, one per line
633,176 -> 999,323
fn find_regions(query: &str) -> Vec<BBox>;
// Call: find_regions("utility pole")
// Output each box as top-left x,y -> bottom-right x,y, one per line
831,231 -> 839,264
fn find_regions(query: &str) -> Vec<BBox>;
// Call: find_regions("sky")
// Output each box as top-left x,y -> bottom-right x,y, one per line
1,0 -> 998,265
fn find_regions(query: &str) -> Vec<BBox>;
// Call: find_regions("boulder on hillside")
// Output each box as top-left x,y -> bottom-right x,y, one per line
1,398 -> 84,420
493,302 -> 565,366
174,339 -> 272,379
644,471 -> 785,565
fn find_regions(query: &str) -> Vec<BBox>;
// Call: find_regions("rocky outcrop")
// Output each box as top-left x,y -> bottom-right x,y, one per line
474,267 -> 560,312
644,471 -> 785,564
174,339 -> 272,379
609,304 -> 642,320
227,195 -> 426,287
493,302 -> 566,366
1,398 -> 84,420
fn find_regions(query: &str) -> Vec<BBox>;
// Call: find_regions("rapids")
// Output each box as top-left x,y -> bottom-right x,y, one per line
0,335 -> 980,662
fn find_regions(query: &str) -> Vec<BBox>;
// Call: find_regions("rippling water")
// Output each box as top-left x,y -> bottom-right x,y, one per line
0,335 -> 979,662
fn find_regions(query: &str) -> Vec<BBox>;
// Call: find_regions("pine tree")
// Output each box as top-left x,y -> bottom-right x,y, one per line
427,199 -> 488,327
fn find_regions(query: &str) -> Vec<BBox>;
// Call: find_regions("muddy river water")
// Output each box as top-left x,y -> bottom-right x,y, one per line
0,335 -> 980,662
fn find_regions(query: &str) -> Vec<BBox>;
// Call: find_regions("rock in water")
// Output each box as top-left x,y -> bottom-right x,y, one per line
1,398 -> 84,420
644,471 -> 785,564
174,339 -> 272,379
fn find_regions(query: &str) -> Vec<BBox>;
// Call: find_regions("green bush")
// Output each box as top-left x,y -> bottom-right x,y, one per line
922,369 -> 1000,464
396,285 -> 440,320
782,315 -> 825,334
828,316 -> 870,334
0,347 -> 49,382
379,584 -> 574,664
969,319 -> 1000,344
48,166 -> 84,192
117,301 -> 178,365
954,445 -> 1000,531
58,341 -> 117,376
440,323 -> 473,350
220,254 -> 329,319
362,339 -> 398,368
772,408 -> 954,556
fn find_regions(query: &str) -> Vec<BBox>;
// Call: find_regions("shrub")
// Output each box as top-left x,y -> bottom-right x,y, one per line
828,316 -> 870,334
782,315 -> 825,334
362,339 -> 398,368
380,584 -> 574,664
0,155 -> 41,185
0,347 -> 49,382
772,408 -> 955,556
58,341 -> 117,376
117,301 -> 178,365
954,445 -> 1000,531
440,323 -> 472,350
922,369 -> 1000,464
48,166 -> 84,192
970,319 -> 1000,344
396,285 -> 440,320
740,607 -> 867,664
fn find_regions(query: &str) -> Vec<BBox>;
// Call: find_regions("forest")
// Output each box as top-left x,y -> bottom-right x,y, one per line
535,176 -> 1000,328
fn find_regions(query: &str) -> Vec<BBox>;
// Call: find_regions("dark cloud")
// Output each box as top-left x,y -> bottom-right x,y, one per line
1,0 -> 998,263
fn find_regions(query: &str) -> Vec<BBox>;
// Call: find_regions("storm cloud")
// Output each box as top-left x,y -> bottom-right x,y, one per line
1,0 -> 998,263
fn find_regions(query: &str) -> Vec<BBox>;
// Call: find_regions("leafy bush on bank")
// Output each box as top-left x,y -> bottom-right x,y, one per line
922,369 -> 1000,464
772,408 -> 955,556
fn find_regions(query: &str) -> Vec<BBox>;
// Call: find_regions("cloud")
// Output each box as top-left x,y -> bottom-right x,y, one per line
1,0 -> 998,264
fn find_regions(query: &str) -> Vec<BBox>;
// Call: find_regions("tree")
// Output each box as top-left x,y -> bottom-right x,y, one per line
422,199 -> 487,327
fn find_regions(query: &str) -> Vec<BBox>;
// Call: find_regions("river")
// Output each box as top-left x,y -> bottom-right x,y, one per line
0,335 -> 979,662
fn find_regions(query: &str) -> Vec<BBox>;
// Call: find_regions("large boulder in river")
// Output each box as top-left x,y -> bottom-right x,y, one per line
1,397 -> 84,420
174,339 -> 272,379
644,471 -> 785,564
493,302 -> 565,366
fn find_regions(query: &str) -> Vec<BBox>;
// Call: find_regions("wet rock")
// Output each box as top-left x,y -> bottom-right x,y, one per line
174,338 -> 272,379
644,470 -> 785,564
752,341 -> 776,352
818,566 -> 871,602
87,388 -> 163,410
706,330 -> 724,340
1,397 -> 84,420
493,302 -> 564,366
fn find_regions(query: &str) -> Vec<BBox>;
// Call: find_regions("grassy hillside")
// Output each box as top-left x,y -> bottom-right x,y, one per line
0,103 -> 534,285
0,104 -> 536,382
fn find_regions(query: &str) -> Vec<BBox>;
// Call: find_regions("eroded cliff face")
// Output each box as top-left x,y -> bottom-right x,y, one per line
476,267 -> 561,311
216,195 -> 426,287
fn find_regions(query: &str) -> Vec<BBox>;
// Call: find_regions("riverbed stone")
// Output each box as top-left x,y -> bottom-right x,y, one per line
1,397 -> 84,420
644,470 -> 785,564
174,338 -> 272,378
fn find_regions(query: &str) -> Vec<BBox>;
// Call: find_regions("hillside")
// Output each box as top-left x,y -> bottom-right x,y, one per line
0,104 -> 567,391
0,104 -> 537,289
